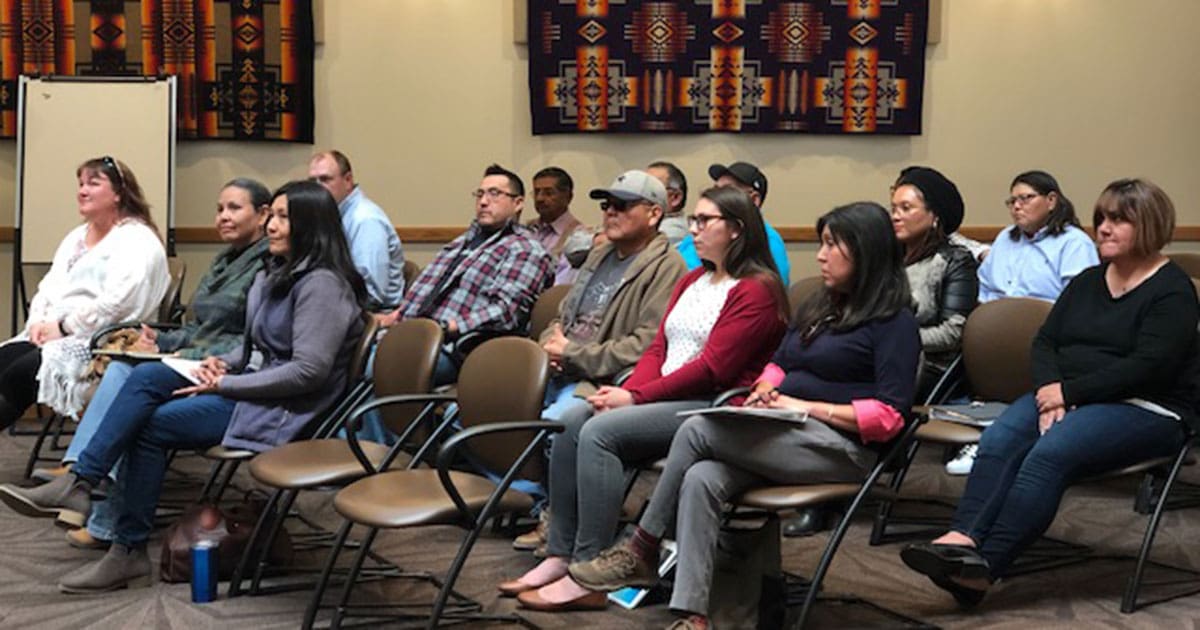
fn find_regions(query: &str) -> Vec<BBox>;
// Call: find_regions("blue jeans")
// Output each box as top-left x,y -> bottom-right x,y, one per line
74,361 -> 236,546
63,361 -> 135,539
950,392 -> 1184,576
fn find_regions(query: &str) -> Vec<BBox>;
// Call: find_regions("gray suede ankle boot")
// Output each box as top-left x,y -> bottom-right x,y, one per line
0,471 -> 93,528
59,543 -> 151,593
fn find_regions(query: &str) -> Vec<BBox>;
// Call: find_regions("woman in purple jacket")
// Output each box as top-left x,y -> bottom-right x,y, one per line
0,180 -> 366,594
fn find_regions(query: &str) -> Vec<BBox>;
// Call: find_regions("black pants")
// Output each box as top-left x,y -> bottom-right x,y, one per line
0,341 -> 41,428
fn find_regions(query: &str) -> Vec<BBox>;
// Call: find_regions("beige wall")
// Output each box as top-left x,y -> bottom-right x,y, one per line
2,0 -> 1200,333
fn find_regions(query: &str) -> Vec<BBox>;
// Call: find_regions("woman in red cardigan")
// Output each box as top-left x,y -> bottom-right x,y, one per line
498,185 -> 788,611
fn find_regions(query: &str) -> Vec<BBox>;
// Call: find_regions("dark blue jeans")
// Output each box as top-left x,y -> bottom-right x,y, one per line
74,361 -> 236,547
950,392 -> 1184,576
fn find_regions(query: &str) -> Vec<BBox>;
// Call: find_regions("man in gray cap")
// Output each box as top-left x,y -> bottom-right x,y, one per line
512,169 -> 687,555
676,161 -> 791,285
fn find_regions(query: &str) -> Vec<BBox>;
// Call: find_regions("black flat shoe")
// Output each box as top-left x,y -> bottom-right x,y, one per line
900,542 -> 991,581
927,572 -> 987,608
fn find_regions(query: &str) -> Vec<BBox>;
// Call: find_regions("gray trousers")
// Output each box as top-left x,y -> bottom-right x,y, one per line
640,414 -> 874,615
546,399 -> 708,561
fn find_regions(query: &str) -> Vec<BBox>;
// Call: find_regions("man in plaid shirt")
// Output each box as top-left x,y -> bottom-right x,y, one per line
382,164 -> 554,384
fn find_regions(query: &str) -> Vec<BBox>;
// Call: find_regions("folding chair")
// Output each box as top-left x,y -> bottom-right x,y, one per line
301,336 -> 558,630
870,297 -> 1053,545
197,312 -> 379,503
228,318 -> 443,597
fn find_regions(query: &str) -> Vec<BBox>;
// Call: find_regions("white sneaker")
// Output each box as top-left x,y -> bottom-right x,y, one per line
945,444 -> 978,476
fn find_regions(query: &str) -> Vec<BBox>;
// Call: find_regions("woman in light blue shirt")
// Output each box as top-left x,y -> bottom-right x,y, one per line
977,170 -> 1099,303
948,170 -> 1099,476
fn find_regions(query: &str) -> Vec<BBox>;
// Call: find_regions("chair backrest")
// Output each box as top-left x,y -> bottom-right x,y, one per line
19,262 -> 52,322
787,276 -> 824,316
402,260 -> 422,289
529,283 -> 572,340
455,336 -> 550,477
346,312 -> 380,385
374,318 -> 444,435
157,257 -> 187,323
1169,253 -> 1200,279
961,297 -> 1054,403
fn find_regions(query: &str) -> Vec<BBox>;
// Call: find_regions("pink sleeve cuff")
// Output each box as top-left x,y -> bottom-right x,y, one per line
851,399 -> 904,443
757,363 -> 786,388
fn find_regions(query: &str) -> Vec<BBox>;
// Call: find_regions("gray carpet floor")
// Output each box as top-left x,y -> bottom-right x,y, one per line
2,420 -> 1200,629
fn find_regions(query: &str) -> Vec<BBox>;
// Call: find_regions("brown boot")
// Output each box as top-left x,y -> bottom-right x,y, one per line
59,544 -> 151,593
66,527 -> 112,550
0,472 -> 93,528
513,509 -> 550,551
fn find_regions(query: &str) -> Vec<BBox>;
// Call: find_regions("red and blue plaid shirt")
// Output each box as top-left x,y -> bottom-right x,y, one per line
399,220 -> 554,334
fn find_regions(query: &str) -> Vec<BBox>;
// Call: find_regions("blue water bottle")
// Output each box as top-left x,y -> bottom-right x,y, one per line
191,539 -> 219,603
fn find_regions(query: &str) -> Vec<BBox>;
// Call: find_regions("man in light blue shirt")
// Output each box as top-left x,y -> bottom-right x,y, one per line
309,150 -> 406,310
677,162 -> 791,285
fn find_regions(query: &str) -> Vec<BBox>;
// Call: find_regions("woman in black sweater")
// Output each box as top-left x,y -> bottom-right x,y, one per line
901,178 -> 1199,607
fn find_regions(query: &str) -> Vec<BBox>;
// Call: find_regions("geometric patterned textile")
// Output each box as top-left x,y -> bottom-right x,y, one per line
530,0 -> 928,134
0,0 -> 313,142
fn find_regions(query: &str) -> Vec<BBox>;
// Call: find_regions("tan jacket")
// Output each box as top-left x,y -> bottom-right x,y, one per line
541,234 -> 686,397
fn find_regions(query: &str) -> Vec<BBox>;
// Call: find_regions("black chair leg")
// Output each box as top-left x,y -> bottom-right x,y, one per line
331,526 -> 379,630
795,489 -> 874,629
228,487 -> 286,597
249,489 -> 301,594
23,415 -> 57,479
197,460 -> 225,500
303,520 -> 354,630
1123,442 -> 1191,613
869,440 -> 921,545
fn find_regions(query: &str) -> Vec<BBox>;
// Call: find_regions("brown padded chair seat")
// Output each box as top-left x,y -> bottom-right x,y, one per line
914,417 -> 984,445
736,482 -> 897,510
248,439 -> 392,489
333,469 -> 533,529
204,445 -> 256,460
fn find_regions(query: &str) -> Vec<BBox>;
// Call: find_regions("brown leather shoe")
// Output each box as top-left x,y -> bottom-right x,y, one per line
516,588 -> 607,612
497,578 -> 539,597
66,527 -> 111,550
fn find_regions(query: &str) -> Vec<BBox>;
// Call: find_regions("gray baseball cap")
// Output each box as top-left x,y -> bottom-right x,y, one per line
589,170 -> 668,208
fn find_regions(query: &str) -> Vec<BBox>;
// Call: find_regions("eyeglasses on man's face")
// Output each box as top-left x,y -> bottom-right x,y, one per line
1004,192 -> 1042,209
471,188 -> 520,201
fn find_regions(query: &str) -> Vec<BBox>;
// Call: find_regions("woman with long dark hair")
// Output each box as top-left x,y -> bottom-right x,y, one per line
0,181 -> 366,594
565,202 -> 921,629
901,179 -> 1197,609
0,156 -> 168,426
499,185 -> 788,611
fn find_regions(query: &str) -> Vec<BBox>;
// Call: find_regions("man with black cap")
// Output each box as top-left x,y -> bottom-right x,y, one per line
511,169 -> 686,554
677,161 -> 791,285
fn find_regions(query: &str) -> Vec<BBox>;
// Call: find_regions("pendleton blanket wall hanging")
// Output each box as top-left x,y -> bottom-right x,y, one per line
529,0 -> 928,134
0,0 -> 314,142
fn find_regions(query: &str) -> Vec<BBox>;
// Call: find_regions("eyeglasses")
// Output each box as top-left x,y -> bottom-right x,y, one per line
102,156 -> 124,189
1005,193 -> 1042,209
599,199 -> 648,212
688,213 -> 726,230
471,188 -> 520,201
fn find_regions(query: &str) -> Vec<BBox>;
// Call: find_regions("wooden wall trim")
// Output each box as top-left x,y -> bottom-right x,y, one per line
6,225 -> 1200,245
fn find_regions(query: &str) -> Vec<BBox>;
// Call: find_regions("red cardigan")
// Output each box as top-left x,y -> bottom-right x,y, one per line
624,268 -> 787,404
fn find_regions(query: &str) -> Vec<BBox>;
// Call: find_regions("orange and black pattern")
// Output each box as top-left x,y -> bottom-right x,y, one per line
530,0 -> 927,135
0,0 -> 313,142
